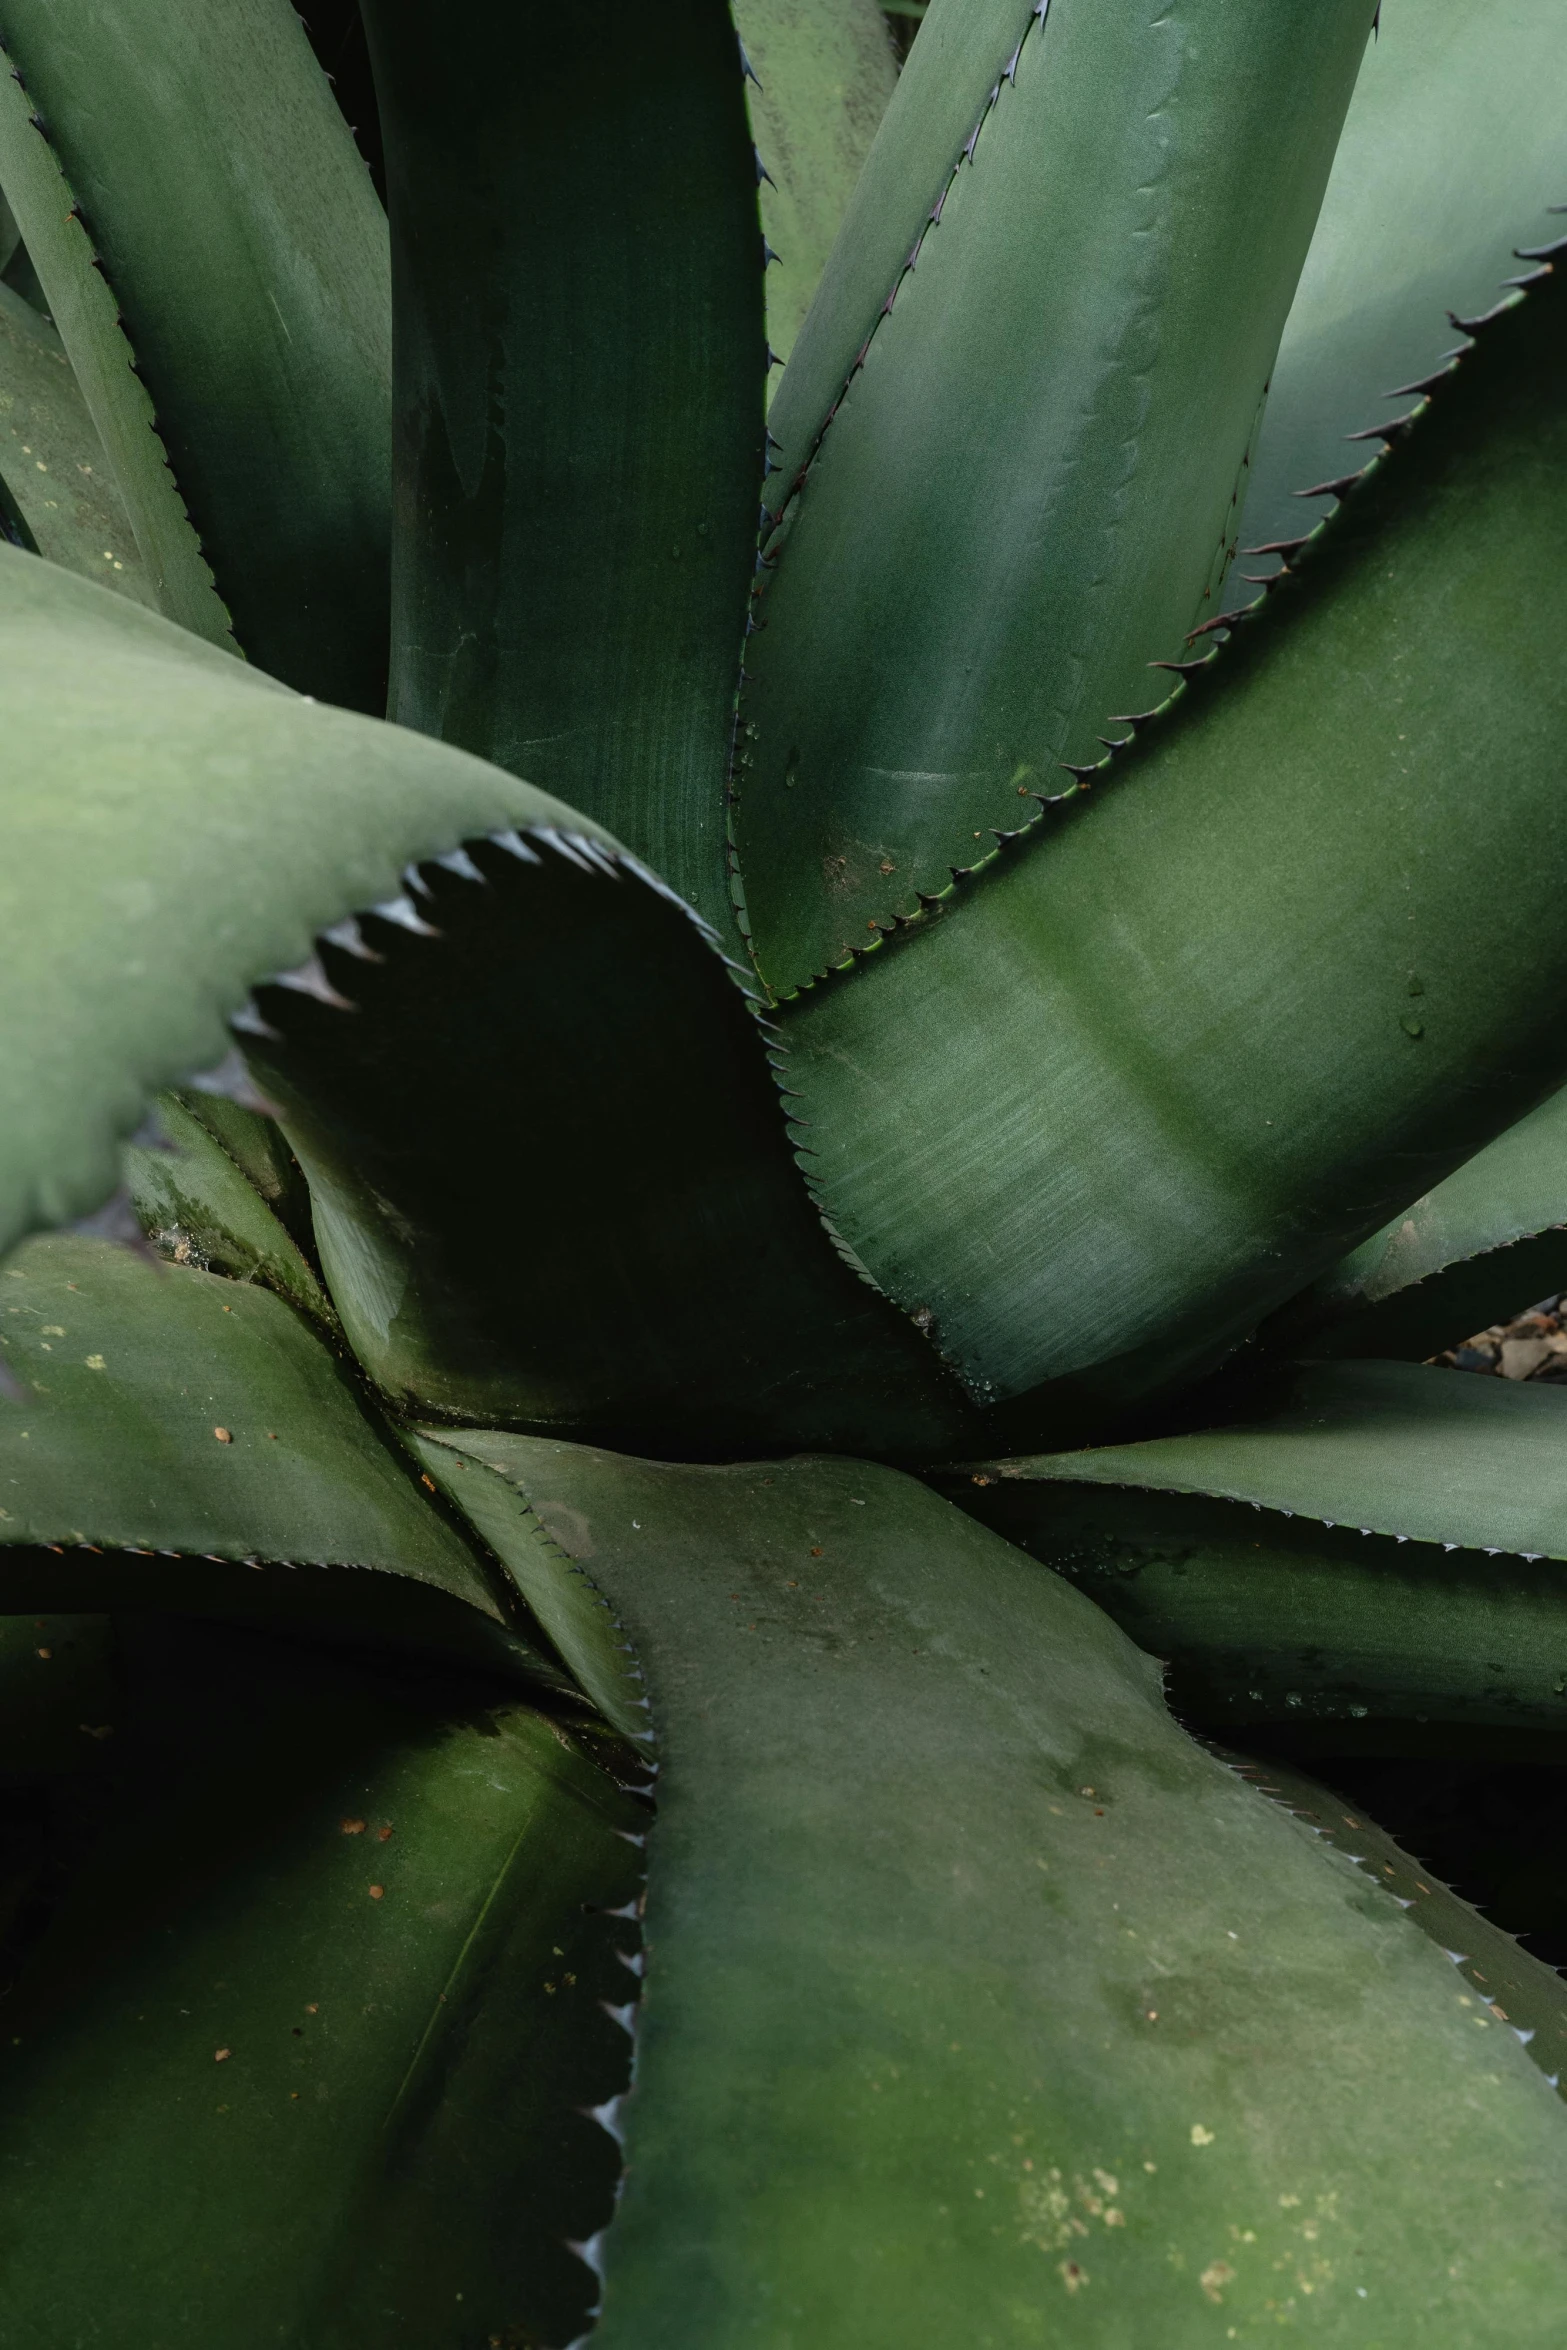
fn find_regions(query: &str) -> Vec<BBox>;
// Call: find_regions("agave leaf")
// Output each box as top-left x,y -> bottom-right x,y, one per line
960,1360 -> 1567,1556
777,259 -> 1567,1438
246,828 -> 975,1460
172,1086 -> 317,1258
1265,1085 -> 1567,1363
941,1362 -> 1567,1740
125,1092 -> 334,1327
0,1231 -> 562,1683
1228,1751 -> 1567,2093
415,1437 -> 653,1746
0,49 -> 228,651
358,0 -> 764,931
1229,0 -> 1567,603
764,0 -> 1030,487
0,0 -> 392,709
0,546 -> 585,1256
0,280 -> 150,602
734,0 -> 1376,987
0,1615 -> 644,2348
734,0 -> 898,389
419,1431 -> 1567,2341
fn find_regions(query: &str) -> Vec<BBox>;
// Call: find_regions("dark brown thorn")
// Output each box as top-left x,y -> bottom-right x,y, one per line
1292,469 -> 1368,502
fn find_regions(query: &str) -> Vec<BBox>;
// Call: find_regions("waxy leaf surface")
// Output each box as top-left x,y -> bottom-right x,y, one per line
426,1432 -> 1567,2344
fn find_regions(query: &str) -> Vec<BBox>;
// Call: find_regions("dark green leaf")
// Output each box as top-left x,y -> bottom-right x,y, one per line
0,280 -> 151,602
248,828 -> 975,1459
959,1357 -> 1567,1553
1266,1084 -> 1567,1362
0,1616 -> 644,2348
416,1437 -> 653,1746
0,0 -> 392,709
735,0 -> 1375,987
1229,0 -> 1567,601
764,0 -> 1030,489
126,1091 -> 335,1327
359,0 -> 764,929
0,1232 -> 555,1682
777,264 -> 1567,1438
421,1431 -> 1567,2340
734,0 -> 898,384
942,1370 -> 1567,1739
0,546 -> 573,1255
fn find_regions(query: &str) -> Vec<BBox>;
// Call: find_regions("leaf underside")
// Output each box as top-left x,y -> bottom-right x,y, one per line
360,0 -> 763,933
423,1435 -> 1567,2344
735,0 -> 1375,987
247,829 -> 976,1461
777,262 -> 1567,1439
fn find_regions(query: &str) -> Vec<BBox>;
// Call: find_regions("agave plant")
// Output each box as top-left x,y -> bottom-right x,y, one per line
0,0 -> 1564,2336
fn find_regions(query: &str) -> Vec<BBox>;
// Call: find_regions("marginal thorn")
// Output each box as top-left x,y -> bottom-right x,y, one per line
754,148 -> 777,190
231,1003 -> 284,1042
566,2229 -> 611,2280
432,845 -> 487,884
402,861 -> 434,900
737,35 -> 761,86
271,955 -> 356,1011
535,828 -> 600,875
368,896 -> 441,939
488,827 -> 542,866
1293,469 -> 1369,502
319,916 -> 384,963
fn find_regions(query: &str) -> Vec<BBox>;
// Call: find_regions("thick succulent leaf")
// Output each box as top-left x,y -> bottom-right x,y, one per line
168,1083 -> 318,1257
763,0 -> 1031,490
0,1615 -> 645,2348
0,1230 -> 560,1682
1266,1084 -> 1567,1363
1229,0 -> 1567,603
126,1092 -> 334,1327
0,546 -> 584,1256
1230,1751 -> 1567,2091
421,1431 -> 1567,2341
0,280 -> 150,602
247,829 -> 975,1460
734,0 -> 898,388
415,1437 -> 653,1745
0,0 -> 392,708
734,0 -> 1375,988
942,1366 -> 1567,1740
778,262 -> 1567,1438
359,0 -> 763,932
0,52 -> 227,648
963,1360 -> 1567,1556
